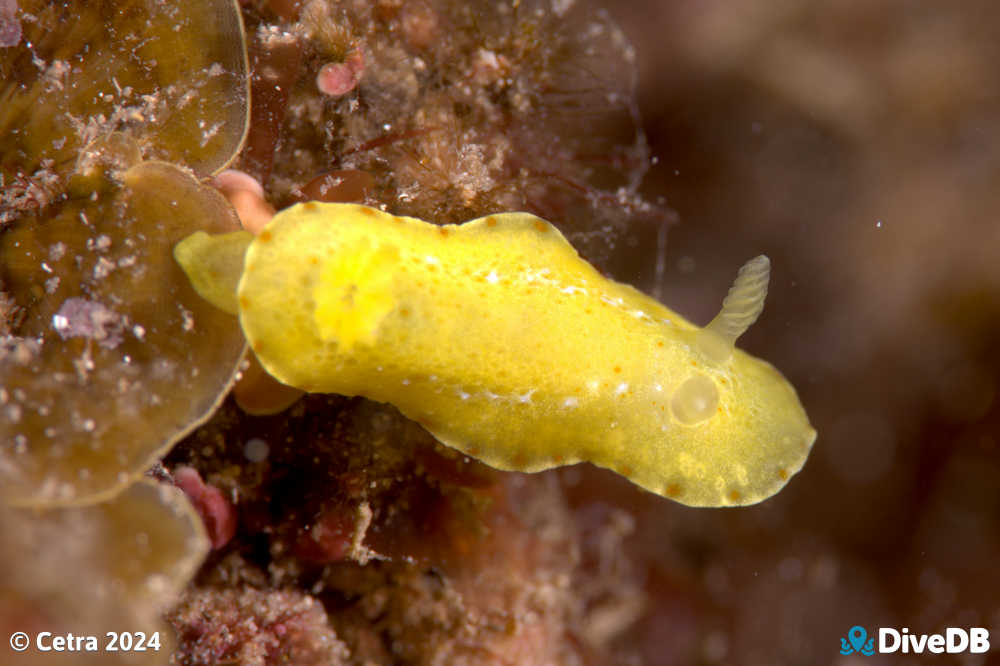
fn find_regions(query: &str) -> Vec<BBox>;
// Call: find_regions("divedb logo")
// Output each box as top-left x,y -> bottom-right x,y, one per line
840,625 -> 990,655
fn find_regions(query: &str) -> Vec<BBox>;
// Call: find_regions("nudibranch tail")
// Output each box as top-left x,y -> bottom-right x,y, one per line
173,230 -> 254,315
698,255 -> 770,362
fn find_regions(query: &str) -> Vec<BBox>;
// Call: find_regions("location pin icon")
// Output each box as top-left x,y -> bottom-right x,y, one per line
848,626 -> 868,653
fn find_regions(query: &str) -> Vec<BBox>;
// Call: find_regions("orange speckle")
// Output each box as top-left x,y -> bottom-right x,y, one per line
729,490 -> 742,502
485,216 -> 497,227
438,226 -> 449,236
259,230 -> 272,242
619,465 -> 633,477
666,483 -> 682,497
512,452 -> 527,468
720,378 -> 727,384
250,340 -> 263,354
717,406 -> 723,413
613,366 -> 622,373
358,206 -> 376,216
309,256 -> 319,265
690,361 -> 698,367
399,307 -> 410,317
657,341 -> 664,347
778,468 -> 788,480
553,454 -> 565,464
239,296 -> 250,309
467,447 -> 480,456
302,201 -> 318,212
533,220 -> 548,232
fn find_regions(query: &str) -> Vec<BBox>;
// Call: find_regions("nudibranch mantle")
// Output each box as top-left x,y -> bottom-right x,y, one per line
175,202 -> 816,507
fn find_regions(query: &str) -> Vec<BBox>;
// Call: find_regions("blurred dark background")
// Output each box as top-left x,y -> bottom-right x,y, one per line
567,1 -> 1000,663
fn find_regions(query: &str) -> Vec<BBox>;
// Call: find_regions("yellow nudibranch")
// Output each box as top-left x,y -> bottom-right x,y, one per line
175,203 -> 816,507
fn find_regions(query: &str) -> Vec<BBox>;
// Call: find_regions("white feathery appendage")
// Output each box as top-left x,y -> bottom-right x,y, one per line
697,255 -> 770,361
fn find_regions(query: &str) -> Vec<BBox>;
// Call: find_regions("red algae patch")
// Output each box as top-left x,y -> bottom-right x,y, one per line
213,169 -> 277,234
173,466 -> 238,549
316,49 -> 365,97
